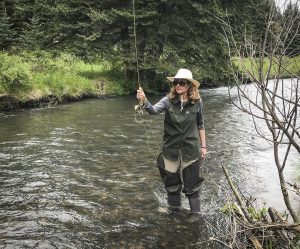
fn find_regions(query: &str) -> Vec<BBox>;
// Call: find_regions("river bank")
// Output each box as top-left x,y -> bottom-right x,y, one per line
0,51 -> 131,111
0,93 -> 106,111
1,51 -> 299,111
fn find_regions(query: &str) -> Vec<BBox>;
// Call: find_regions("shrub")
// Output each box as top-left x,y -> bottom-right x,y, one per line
0,53 -> 32,94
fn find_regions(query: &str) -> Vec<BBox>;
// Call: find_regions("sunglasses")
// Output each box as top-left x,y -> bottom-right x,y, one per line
172,79 -> 189,86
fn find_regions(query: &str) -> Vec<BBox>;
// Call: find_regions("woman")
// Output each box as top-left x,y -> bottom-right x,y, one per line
136,68 -> 207,214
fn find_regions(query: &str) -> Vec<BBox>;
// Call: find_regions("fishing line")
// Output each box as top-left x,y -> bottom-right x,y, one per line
134,112 -> 161,155
132,0 -> 140,89
132,0 -> 160,155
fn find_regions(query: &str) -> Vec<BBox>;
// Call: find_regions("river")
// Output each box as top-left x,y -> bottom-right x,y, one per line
0,84 -> 299,248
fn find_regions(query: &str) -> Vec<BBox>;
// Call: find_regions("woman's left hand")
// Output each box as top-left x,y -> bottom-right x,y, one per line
201,147 -> 207,160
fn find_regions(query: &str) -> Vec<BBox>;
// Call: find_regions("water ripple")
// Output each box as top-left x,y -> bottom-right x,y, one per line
0,89 -> 298,248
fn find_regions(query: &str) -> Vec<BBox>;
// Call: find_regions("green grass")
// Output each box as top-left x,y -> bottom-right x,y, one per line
0,51 -> 131,102
233,55 -> 300,81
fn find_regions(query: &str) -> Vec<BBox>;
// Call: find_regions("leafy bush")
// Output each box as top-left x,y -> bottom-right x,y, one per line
21,50 -> 75,74
0,53 -> 32,94
33,71 -> 97,97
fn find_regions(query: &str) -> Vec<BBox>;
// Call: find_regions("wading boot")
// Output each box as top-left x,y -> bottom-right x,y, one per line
188,196 -> 200,213
168,192 -> 181,212
187,196 -> 200,223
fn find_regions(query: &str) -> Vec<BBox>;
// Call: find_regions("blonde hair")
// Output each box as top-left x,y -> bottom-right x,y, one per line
168,81 -> 200,103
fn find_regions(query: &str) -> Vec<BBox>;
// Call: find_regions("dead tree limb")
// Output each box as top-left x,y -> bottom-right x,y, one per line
221,164 -> 254,224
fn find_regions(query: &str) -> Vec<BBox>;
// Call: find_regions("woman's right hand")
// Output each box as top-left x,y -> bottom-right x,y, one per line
136,87 -> 146,102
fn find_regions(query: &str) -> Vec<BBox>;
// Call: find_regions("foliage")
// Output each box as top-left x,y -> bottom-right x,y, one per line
0,3 -> 17,49
0,51 -> 131,101
0,0 -> 299,94
283,2 -> 300,57
0,53 -> 32,94
221,203 -> 268,222
1,0 -> 278,87
220,202 -> 240,215
247,207 -> 268,222
233,55 -> 300,80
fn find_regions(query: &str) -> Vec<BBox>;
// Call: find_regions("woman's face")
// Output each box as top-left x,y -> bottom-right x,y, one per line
173,79 -> 190,95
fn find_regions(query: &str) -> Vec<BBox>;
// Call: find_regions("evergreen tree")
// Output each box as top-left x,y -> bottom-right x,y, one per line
20,16 -> 44,50
283,2 -> 300,57
0,3 -> 17,50
1,0 -> 284,87
77,0 -> 235,85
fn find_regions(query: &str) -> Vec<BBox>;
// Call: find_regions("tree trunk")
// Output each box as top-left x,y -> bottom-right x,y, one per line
274,141 -> 299,223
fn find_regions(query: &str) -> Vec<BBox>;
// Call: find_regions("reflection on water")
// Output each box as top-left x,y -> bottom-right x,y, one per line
0,83 -> 299,248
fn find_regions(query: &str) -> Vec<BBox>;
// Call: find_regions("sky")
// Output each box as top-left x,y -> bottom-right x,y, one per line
275,0 -> 299,11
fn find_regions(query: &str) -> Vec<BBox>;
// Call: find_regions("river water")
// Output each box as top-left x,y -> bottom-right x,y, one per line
0,84 -> 299,248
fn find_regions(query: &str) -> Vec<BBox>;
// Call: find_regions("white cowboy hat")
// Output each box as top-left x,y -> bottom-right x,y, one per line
166,68 -> 200,88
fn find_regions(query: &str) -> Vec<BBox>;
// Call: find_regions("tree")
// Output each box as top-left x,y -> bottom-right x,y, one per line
226,0 -> 299,223
0,2 -> 17,50
78,0 -> 235,86
8,0 -> 236,86
214,0 -> 300,247
0,0 -> 280,89
20,16 -> 45,50
204,1 -> 300,248
283,1 -> 300,57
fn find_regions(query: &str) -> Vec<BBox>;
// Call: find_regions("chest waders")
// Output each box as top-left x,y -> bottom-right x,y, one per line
157,98 -> 204,213
157,153 -> 204,212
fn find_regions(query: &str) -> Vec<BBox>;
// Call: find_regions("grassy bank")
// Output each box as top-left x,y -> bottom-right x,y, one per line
1,51 -> 299,111
233,55 -> 300,80
0,51 -> 134,110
